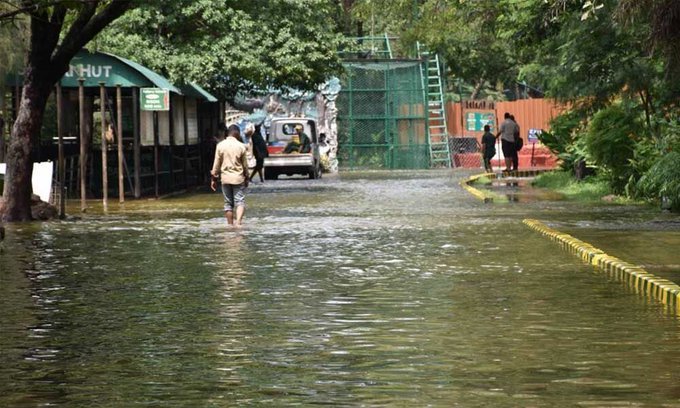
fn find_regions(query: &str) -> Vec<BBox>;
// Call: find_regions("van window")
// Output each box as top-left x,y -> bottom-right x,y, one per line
282,123 -> 303,136
271,122 -> 306,143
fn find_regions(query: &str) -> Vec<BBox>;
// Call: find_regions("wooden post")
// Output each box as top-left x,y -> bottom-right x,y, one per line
99,82 -> 108,212
56,83 -> 66,219
168,100 -> 175,190
78,78 -> 87,212
116,84 -> 124,203
183,96 -> 189,188
132,87 -> 141,198
196,101 -> 203,181
153,111 -> 159,198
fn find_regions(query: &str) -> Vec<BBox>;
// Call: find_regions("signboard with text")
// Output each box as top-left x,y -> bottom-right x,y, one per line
465,111 -> 496,132
140,88 -> 170,111
528,128 -> 543,144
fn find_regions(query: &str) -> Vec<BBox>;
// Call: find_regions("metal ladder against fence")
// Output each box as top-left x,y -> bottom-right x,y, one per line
418,44 -> 452,168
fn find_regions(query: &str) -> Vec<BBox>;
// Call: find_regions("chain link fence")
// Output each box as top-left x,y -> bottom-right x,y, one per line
337,60 -> 430,170
449,136 -> 484,168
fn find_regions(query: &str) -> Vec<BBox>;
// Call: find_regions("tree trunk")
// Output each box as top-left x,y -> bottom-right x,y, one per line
0,1 -> 133,222
1,64 -> 54,222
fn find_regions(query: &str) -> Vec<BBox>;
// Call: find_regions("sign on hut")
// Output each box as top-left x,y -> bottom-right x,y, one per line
140,88 -> 170,111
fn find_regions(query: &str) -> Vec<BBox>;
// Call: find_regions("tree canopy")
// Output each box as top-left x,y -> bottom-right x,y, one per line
93,0 -> 345,100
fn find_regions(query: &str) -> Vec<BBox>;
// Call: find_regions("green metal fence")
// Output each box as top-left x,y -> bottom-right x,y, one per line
337,60 -> 430,170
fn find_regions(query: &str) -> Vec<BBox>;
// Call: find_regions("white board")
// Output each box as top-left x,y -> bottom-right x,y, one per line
0,162 -> 53,203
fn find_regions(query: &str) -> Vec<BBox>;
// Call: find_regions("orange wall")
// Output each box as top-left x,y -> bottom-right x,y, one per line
446,99 -> 566,140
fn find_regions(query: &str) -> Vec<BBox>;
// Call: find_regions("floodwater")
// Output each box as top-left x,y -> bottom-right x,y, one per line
1,170 -> 679,407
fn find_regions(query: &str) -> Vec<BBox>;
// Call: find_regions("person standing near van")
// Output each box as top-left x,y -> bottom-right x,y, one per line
497,112 -> 519,172
247,123 -> 269,183
211,124 -> 250,227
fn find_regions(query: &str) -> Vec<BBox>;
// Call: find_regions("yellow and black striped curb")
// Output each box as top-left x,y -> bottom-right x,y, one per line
523,219 -> 680,315
504,169 -> 548,178
460,169 -> 551,203
460,173 -> 497,203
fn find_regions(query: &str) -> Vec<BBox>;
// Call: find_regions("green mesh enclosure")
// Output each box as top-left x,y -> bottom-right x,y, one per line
337,60 -> 430,169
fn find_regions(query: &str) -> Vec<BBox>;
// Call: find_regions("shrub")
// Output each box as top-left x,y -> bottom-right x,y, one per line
539,110 -> 587,172
585,104 -> 640,193
637,151 -> 680,211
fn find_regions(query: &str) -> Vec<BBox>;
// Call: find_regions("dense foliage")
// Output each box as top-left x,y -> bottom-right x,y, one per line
93,0 -> 345,99
345,0 -> 680,210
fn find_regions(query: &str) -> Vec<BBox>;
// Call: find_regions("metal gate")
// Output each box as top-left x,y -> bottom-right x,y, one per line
337,60 -> 429,169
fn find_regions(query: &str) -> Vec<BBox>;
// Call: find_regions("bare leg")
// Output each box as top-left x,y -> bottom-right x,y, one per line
234,205 -> 245,226
225,210 -> 234,225
505,158 -> 512,171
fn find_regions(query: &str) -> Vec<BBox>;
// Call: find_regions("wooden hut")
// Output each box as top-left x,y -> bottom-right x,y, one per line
3,49 -> 221,212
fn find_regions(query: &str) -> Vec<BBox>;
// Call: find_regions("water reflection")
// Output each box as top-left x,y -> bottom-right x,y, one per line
0,171 -> 679,406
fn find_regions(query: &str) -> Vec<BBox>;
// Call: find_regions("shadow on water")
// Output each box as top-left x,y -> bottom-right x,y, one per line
1,170 -> 680,407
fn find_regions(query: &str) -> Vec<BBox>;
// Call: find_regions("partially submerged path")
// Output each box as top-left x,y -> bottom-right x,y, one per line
1,170 -> 679,406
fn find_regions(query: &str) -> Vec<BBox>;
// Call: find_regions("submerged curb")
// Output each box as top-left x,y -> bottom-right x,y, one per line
460,173 -> 497,203
523,219 -> 680,315
460,170 -> 550,203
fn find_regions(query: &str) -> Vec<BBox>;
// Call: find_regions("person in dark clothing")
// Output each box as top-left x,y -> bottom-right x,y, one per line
283,124 -> 311,154
496,112 -> 519,172
510,114 -> 520,171
481,124 -> 497,173
247,123 -> 269,183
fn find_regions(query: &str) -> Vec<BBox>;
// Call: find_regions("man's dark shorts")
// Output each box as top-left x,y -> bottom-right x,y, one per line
502,139 -> 516,158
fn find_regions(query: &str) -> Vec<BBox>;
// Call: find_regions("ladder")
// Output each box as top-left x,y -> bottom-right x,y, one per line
418,44 -> 452,168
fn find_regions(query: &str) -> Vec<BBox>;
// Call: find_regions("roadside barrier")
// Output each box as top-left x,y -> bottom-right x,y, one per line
460,170 -> 549,203
460,173 -> 497,203
524,219 -> 680,315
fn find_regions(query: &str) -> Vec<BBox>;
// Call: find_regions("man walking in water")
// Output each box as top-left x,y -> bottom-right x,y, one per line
211,124 -> 249,226
497,112 -> 519,172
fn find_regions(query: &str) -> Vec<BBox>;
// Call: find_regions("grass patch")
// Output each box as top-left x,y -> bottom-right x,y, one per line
471,175 -> 493,185
532,171 -> 617,202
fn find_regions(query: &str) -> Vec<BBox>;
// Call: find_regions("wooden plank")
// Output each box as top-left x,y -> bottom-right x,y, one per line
183,96 -> 189,188
78,79 -> 87,212
153,111 -> 159,198
132,88 -> 141,198
116,85 -> 124,203
99,83 -> 108,212
168,99 -> 175,190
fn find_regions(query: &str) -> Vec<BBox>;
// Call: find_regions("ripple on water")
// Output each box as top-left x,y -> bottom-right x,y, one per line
1,171 -> 679,407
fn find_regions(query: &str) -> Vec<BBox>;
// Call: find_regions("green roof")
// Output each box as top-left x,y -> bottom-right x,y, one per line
107,53 -> 181,93
179,82 -> 218,102
59,50 -> 181,93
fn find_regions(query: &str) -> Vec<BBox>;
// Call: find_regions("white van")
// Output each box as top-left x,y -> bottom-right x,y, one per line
264,118 -> 322,180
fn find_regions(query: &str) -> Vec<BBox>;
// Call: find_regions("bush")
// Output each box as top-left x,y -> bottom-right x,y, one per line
585,104 -> 640,192
539,110 -> 587,172
637,151 -> 680,211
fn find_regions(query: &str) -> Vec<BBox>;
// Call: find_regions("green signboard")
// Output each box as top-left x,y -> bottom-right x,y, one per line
140,88 -> 170,111
465,112 -> 495,132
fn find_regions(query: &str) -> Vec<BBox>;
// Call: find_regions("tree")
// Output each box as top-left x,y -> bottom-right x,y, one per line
1,0 -> 135,222
349,0 -> 525,100
1,0 -> 344,222
93,0 -> 345,100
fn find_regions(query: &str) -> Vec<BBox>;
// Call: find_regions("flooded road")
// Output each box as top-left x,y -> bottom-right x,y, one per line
1,171 -> 679,407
